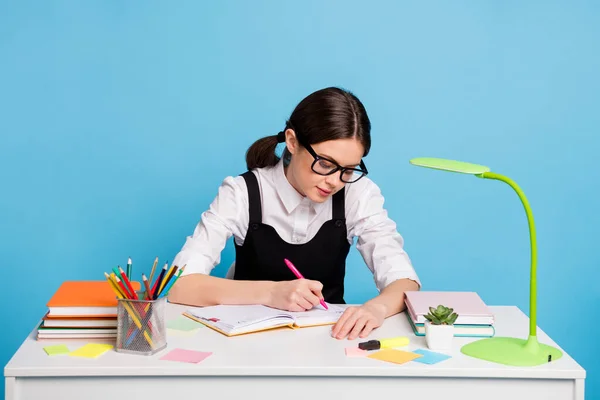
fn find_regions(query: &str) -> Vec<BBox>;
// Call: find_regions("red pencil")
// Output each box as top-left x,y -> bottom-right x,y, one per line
118,266 -> 138,300
114,276 -> 131,300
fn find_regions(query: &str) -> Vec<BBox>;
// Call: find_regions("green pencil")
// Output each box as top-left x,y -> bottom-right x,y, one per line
126,257 -> 132,280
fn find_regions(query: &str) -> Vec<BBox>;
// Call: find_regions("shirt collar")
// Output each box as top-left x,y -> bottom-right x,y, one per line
272,158 -> 328,214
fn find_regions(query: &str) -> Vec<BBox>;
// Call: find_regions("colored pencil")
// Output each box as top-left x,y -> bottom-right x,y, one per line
150,262 -> 168,299
158,265 -> 177,296
106,273 -> 154,344
104,273 -> 154,347
148,256 -> 159,287
118,266 -> 138,300
111,276 -> 127,298
105,272 -> 126,298
142,274 -> 152,300
114,276 -> 131,299
159,265 -> 186,298
126,256 -> 132,280
110,273 -> 154,339
114,266 -> 133,298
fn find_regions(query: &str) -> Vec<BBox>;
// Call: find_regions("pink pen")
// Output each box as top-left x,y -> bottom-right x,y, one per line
284,258 -> 328,310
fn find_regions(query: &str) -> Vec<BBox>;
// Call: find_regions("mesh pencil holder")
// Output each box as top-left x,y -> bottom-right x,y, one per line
116,295 -> 167,355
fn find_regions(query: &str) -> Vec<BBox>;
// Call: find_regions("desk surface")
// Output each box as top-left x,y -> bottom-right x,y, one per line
4,305 -> 585,380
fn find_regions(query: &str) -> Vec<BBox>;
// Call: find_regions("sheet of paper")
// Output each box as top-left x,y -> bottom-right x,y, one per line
291,302 -> 346,317
288,303 -> 347,326
69,343 -> 114,358
167,315 -> 205,331
345,347 -> 368,357
43,344 -> 70,356
159,348 -> 212,364
412,348 -> 452,364
187,305 -> 286,327
367,349 -> 422,364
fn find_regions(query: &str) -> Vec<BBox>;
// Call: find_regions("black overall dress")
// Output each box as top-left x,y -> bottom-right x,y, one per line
233,171 -> 351,304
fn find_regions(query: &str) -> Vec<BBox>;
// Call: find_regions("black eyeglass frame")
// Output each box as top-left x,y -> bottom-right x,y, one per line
299,139 -> 369,183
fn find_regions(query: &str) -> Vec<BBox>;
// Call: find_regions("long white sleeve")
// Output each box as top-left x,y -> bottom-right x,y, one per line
172,176 -> 248,275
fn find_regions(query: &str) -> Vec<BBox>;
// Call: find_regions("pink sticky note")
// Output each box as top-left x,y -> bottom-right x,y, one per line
345,347 -> 368,357
160,348 -> 212,364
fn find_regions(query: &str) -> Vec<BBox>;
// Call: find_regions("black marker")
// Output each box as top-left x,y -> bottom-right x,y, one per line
358,336 -> 409,350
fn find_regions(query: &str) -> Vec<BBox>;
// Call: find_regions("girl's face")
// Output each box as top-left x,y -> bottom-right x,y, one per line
285,129 -> 365,203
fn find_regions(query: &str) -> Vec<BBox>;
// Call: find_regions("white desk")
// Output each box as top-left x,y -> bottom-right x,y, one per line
5,305 -> 586,400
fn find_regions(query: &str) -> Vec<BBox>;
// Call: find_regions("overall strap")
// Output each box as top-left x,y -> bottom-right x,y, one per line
241,171 -> 262,224
332,187 -> 346,223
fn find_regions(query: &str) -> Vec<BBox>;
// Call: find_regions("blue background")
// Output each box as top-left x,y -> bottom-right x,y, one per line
1,0 -> 598,396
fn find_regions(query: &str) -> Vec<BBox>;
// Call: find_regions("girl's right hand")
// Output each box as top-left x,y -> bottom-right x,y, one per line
268,280 -> 325,312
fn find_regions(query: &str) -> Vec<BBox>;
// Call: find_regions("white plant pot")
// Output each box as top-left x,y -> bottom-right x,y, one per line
425,321 -> 454,351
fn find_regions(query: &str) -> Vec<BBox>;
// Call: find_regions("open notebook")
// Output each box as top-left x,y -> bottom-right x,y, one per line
183,303 -> 347,336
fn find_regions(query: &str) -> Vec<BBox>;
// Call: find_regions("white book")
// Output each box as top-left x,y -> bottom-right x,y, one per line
37,332 -> 117,339
42,318 -> 117,328
184,303 -> 347,336
404,291 -> 495,325
38,328 -> 118,334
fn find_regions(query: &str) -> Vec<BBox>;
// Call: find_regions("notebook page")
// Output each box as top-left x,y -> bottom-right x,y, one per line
229,317 -> 295,335
186,305 -> 293,331
289,303 -> 347,326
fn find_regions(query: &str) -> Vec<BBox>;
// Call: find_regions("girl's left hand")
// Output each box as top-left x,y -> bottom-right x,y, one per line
331,303 -> 387,340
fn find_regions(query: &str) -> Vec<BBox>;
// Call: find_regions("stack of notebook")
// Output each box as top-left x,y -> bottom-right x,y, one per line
404,291 -> 495,337
37,280 -> 139,340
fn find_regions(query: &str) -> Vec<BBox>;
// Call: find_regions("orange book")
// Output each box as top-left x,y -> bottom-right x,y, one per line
46,280 -> 141,317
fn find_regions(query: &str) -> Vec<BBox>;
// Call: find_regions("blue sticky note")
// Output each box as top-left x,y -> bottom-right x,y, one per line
412,349 -> 452,364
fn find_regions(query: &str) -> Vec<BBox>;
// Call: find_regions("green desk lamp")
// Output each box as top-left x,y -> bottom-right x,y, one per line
409,157 -> 562,366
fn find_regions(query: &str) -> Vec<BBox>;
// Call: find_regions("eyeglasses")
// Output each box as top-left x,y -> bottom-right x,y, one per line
301,141 -> 368,183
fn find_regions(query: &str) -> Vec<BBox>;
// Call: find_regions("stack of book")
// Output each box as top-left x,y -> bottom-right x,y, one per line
37,280 -> 139,340
404,291 -> 495,337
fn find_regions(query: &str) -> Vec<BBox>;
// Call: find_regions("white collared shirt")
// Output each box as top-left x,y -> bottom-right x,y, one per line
173,159 -> 420,291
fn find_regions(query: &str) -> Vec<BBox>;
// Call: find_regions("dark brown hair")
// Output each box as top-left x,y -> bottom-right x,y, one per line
245,87 -> 371,170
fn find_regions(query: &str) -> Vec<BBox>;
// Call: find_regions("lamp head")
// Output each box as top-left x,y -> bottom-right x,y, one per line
409,157 -> 490,175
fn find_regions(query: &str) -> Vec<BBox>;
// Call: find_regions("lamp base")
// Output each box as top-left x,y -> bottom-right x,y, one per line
460,335 -> 563,366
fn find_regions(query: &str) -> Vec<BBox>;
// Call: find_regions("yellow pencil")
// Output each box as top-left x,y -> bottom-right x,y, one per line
159,264 -> 186,298
106,276 -> 153,345
104,273 -> 154,347
108,273 -> 127,298
108,274 -> 155,342
157,264 -> 175,295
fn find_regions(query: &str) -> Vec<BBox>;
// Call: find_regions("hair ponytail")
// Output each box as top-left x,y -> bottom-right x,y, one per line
245,134 -> 281,170
245,87 -> 371,170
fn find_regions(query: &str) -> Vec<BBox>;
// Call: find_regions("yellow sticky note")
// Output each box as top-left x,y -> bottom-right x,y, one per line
69,343 -> 114,358
44,345 -> 70,356
368,349 -> 422,364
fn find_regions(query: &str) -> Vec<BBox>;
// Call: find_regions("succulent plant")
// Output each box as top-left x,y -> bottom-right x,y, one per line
424,304 -> 459,325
